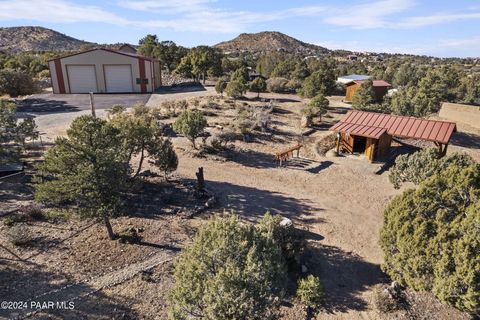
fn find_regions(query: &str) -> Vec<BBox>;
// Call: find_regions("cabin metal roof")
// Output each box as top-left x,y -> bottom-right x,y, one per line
346,80 -> 391,87
330,110 -> 457,144
338,74 -> 371,81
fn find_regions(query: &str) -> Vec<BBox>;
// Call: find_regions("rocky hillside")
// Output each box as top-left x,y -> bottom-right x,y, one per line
215,31 -> 330,55
0,26 -> 94,52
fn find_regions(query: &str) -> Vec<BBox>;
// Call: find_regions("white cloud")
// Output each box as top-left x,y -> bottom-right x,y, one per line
118,0 -> 216,14
442,36 -> 480,47
119,0 -> 328,33
0,0 -> 127,24
324,0 -> 415,29
1,0 -> 479,39
396,12 -> 480,28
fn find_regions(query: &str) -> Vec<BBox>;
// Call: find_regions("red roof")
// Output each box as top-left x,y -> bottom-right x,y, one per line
330,110 -> 456,144
330,122 -> 387,139
347,80 -> 391,87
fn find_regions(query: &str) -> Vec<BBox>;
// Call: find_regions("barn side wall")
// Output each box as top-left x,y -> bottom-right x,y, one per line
50,50 -> 155,93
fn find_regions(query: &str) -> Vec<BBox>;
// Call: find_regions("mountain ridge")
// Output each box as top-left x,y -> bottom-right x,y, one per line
214,31 -> 331,55
0,26 -> 95,52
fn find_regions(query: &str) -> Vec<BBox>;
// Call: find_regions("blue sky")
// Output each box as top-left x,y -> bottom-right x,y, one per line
0,0 -> 479,57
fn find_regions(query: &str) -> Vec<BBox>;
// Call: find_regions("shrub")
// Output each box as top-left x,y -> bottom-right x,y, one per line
301,93 -> 329,121
169,215 -> 287,320
249,77 -> 267,98
117,228 -> 143,244
297,275 -> 323,309
286,79 -> 302,91
298,69 -> 335,98
8,224 -> 33,246
215,79 -> 227,96
225,80 -> 246,99
257,212 -> 305,268
389,149 -> 477,189
380,163 -> 480,312
19,203 -> 44,220
372,286 -> 404,313
176,99 -> 188,111
148,138 -> 178,178
173,110 -> 207,148
266,77 -> 289,93
4,214 -> 28,226
230,67 -> 249,84
0,69 -> 38,97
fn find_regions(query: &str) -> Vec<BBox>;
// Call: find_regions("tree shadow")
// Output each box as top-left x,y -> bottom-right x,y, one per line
328,106 -> 351,115
127,179 -> 199,219
205,180 -> 319,223
305,244 -> 387,313
17,98 -> 80,114
268,97 -> 301,103
375,144 -> 420,175
272,107 -> 294,115
0,173 -> 33,213
0,260 -> 138,319
450,131 -> 480,149
306,161 -> 334,173
156,84 -> 206,94
137,241 -> 181,252
224,148 -> 278,169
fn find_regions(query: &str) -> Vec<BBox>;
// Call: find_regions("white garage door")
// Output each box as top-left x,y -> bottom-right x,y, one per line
67,65 -> 98,93
104,65 -> 133,93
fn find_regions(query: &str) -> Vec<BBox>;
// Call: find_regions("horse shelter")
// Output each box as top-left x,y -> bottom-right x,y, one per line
330,110 -> 457,162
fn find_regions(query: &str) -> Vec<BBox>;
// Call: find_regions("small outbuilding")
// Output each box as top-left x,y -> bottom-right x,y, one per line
330,110 -> 457,162
48,48 -> 161,94
344,80 -> 391,102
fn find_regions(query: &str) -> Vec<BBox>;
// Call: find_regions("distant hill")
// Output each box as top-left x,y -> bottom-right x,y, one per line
0,26 -> 94,52
215,31 -> 330,55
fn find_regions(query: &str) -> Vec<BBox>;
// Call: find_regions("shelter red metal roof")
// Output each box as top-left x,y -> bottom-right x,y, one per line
330,122 -> 387,139
330,110 -> 456,144
346,80 -> 391,87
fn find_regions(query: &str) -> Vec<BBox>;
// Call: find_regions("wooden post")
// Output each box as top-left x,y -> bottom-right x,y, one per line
196,167 -> 205,191
104,216 -> 116,240
440,143 -> 448,157
89,92 -> 96,118
336,133 -> 341,153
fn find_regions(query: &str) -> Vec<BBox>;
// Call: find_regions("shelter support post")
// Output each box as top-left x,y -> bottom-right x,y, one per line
434,142 -> 448,157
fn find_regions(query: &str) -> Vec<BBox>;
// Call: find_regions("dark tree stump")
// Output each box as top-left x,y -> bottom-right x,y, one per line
196,167 -> 205,191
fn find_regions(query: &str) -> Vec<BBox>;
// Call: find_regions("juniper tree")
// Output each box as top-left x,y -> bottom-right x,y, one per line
169,215 -> 288,320
34,116 -> 129,240
147,137 -> 178,179
380,163 -> 480,312
225,80 -> 246,100
352,80 -> 376,110
173,110 -> 207,148
249,77 -> 267,98
301,93 -> 329,126
214,79 -> 227,96
389,148 -> 477,189
0,99 -> 38,164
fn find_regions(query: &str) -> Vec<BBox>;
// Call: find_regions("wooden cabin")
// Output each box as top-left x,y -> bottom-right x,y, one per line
330,110 -> 457,162
344,80 -> 391,102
